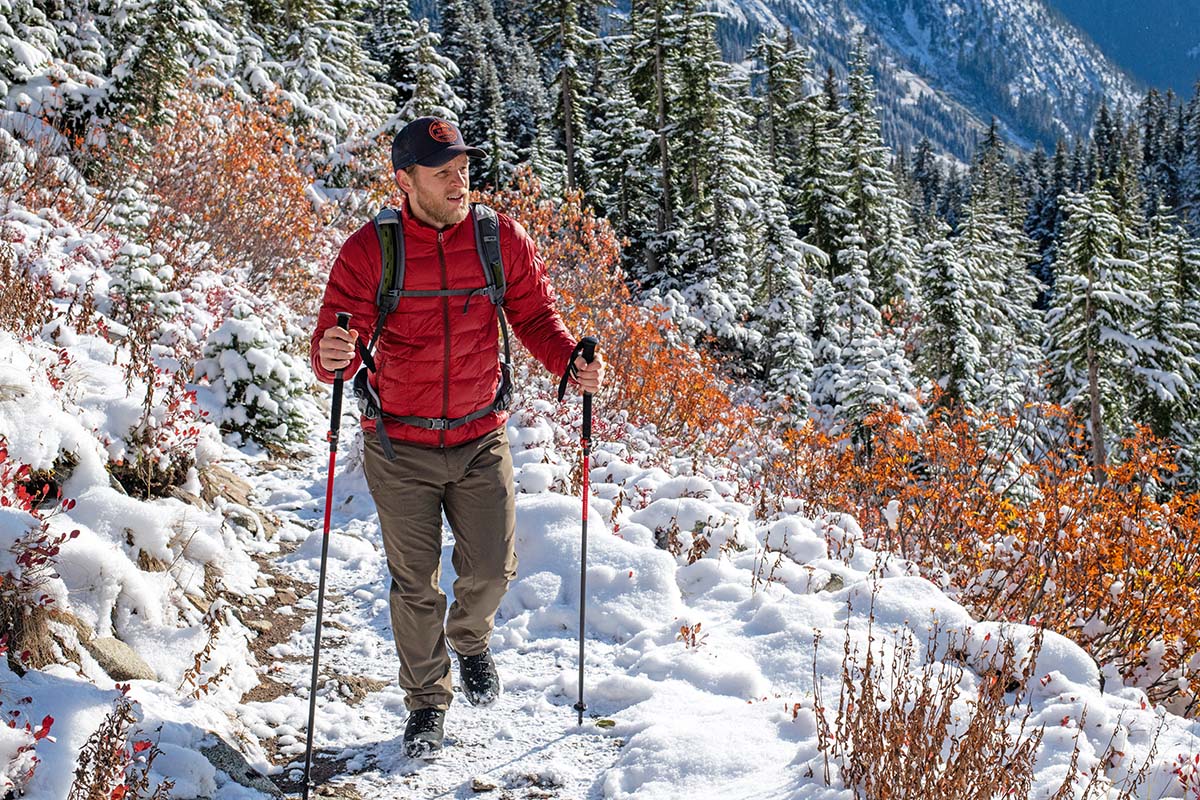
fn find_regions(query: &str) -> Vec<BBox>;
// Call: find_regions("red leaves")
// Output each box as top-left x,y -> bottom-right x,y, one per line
132,740 -> 153,754
110,785 -> 127,800
33,716 -> 53,741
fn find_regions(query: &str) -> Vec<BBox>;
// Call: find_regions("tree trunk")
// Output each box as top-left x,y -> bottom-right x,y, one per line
1085,280 -> 1108,484
654,4 -> 672,234
561,17 -> 576,191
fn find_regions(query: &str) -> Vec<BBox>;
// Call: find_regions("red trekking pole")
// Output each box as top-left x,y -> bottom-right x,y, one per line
558,336 -> 598,726
302,311 -> 350,799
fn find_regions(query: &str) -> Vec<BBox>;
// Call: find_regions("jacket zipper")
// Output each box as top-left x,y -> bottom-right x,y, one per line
438,230 -> 450,448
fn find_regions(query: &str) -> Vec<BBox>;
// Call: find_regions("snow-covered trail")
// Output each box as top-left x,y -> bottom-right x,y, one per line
249,431 -> 627,798
246,413 -> 818,799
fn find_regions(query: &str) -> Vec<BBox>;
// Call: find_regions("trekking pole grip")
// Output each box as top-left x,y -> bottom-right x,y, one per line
579,336 -> 597,441
328,313 -> 351,453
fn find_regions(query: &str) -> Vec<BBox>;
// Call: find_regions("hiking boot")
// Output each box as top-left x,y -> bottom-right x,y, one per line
456,648 -> 502,707
402,708 -> 445,759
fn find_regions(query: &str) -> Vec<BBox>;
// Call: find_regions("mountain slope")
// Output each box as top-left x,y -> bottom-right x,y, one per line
707,0 -> 1144,158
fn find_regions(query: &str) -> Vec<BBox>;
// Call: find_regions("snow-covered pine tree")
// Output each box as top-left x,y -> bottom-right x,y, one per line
919,229 -> 983,406
807,275 -> 843,415
1047,187 -> 1150,480
754,182 -> 817,416
270,0 -> 391,178
438,0 -> 517,186
625,0 -> 678,284
364,0 -> 464,122
909,137 -> 941,229
1138,88 -> 1180,219
749,31 -> 808,228
585,50 -> 658,272
1131,205 -> 1198,442
956,166 -> 1043,411
680,101 -> 761,360
1175,233 -> 1200,478
831,226 -> 920,444
1026,140 -> 1068,302
841,40 -> 919,311
1183,83 -> 1200,233
100,0 -> 202,126
531,0 -> 598,192
796,74 -> 849,277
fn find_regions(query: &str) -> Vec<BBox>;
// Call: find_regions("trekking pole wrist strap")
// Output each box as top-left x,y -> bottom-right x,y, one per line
557,336 -> 598,402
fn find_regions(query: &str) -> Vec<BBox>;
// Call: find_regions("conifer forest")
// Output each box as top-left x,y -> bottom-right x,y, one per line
5,0 -> 1200,482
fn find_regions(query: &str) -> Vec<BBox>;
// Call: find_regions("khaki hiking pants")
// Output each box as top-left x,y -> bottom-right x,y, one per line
362,425 -> 518,711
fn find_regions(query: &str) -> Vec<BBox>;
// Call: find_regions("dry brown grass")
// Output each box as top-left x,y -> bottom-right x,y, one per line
813,614 -> 1043,799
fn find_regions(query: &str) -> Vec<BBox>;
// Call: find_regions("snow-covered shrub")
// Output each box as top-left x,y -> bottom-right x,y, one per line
813,619 -> 1044,798
108,243 -> 183,325
0,686 -> 53,797
67,687 -> 173,800
194,303 -> 311,450
107,364 -> 207,499
0,438 -> 80,673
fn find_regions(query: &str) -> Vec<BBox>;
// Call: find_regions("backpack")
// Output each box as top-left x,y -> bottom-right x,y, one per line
352,203 -> 512,458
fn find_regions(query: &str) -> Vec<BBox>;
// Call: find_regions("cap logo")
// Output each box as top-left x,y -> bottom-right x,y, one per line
429,120 -> 458,143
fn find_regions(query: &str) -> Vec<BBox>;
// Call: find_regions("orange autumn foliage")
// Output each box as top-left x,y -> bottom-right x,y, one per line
478,170 -> 754,454
764,402 -> 1200,711
127,87 -> 331,293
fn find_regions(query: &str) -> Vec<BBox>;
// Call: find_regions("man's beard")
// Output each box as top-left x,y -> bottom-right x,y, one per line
414,189 -> 469,228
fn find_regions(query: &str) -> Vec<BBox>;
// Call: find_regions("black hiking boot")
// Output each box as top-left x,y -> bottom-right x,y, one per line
456,648 -> 502,707
402,708 -> 445,759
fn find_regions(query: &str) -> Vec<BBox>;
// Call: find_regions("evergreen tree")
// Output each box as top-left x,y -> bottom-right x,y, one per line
754,181 -> 817,415
439,0 -> 517,186
910,137 -> 941,226
796,87 -> 849,276
749,30 -> 808,227
531,0 -> 598,192
919,231 -> 983,405
273,0 -> 391,159
808,275 -> 843,414
1047,187 -> 1150,480
1026,140 -> 1067,301
841,40 -> 920,311
831,226 -> 920,443
1183,83 -> 1200,232
364,3 -> 464,122
1131,206 -> 1198,440
586,55 -> 658,270
103,0 -> 199,125
626,0 -> 678,281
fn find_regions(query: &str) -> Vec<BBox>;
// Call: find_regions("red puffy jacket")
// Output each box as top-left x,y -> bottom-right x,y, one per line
310,202 -> 577,448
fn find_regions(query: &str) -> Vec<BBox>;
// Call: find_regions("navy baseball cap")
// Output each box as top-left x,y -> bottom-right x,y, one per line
391,116 -> 487,171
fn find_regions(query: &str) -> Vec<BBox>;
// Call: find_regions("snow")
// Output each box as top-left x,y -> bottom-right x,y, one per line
5,291 -> 1200,800
2,96 -> 1200,800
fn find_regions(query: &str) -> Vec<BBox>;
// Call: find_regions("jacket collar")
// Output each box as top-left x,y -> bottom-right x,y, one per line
400,200 -> 472,244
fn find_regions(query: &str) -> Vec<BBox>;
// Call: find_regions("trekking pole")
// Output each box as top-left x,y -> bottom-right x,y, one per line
302,311 -> 351,800
557,336 -> 598,727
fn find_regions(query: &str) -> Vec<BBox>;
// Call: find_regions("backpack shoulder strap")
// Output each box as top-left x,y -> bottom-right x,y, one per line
472,203 -> 505,305
374,207 -> 405,314
361,207 -> 405,368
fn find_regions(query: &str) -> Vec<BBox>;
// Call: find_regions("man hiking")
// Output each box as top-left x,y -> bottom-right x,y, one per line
310,116 -> 605,758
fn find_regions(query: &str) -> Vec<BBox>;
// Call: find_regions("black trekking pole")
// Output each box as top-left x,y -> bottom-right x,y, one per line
302,312 -> 351,799
558,336 -> 598,727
